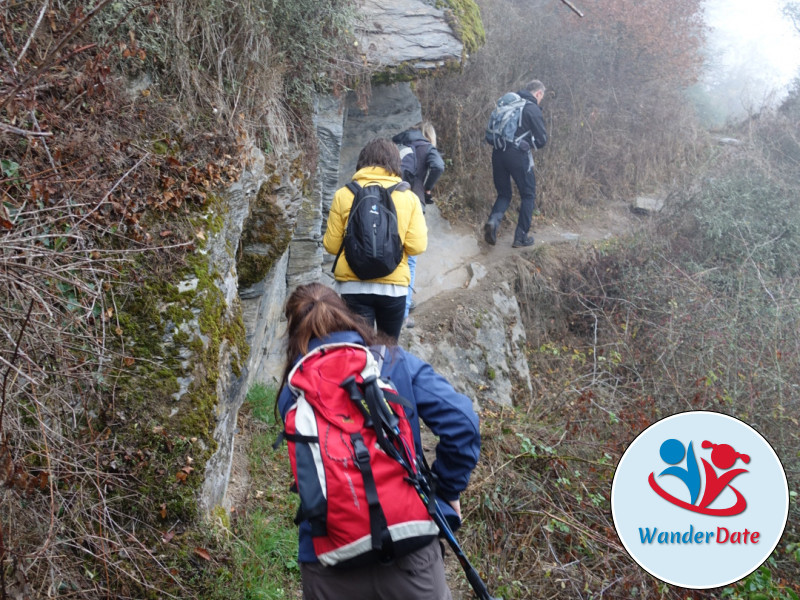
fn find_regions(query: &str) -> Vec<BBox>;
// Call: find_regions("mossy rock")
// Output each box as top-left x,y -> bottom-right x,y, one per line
106,204 -> 250,537
237,181 -> 292,288
440,0 -> 486,55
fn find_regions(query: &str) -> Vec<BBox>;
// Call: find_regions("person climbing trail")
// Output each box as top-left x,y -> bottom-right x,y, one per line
393,121 -> 445,329
483,79 -> 547,248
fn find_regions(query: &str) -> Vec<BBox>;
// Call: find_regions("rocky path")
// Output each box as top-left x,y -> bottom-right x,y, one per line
409,199 -> 644,599
411,199 -> 639,309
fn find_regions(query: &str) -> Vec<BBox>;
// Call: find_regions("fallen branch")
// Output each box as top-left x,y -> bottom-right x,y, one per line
559,0 -> 585,17
0,122 -> 53,137
14,0 -> 49,68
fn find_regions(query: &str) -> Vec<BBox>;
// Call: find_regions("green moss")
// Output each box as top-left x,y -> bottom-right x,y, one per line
371,65 -> 419,86
106,192 -> 252,543
204,194 -> 226,235
238,254 -> 277,288
439,0 -> 486,55
237,181 -> 292,288
372,57 -> 463,86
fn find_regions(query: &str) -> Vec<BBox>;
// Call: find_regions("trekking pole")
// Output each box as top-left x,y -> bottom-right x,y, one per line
342,383 -> 501,599
340,376 -> 373,426
430,499 -> 502,600
405,453 -> 502,600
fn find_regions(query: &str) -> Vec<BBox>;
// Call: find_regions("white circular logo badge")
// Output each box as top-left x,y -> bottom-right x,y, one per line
611,411 -> 789,588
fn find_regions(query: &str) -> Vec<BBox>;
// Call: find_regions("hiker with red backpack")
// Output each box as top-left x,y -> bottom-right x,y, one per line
392,121 -> 444,329
276,282 -> 481,599
324,138 -> 428,340
483,79 -> 547,248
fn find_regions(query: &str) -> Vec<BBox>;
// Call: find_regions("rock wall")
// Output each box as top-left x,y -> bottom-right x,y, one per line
353,0 -> 464,71
198,148 -> 308,512
338,83 -> 423,188
198,147 -> 267,514
200,0 -> 486,514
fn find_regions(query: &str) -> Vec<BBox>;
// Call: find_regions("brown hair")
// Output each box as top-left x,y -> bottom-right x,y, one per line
355,138 -> 402,176
279,283 -> 379,388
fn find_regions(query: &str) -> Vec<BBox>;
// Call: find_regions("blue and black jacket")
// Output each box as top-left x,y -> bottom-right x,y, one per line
391,129 -> 445,200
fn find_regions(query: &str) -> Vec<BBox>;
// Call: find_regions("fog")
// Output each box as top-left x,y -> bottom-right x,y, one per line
691,0 -> 800,127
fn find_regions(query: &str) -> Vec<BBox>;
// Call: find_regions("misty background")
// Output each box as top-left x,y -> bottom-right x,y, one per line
694,0 -> 800,126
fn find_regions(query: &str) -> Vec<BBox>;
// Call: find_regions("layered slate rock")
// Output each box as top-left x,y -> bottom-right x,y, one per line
354,0 -> 463,70
204,0 -> 473,517
338,82 -> 423,188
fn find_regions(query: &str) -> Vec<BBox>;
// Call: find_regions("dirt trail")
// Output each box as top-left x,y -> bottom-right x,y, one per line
411,199 -> 640,310
410,199 -> 644,599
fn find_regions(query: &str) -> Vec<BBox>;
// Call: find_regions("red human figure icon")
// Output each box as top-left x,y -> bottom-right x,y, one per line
698,441 -> 750,510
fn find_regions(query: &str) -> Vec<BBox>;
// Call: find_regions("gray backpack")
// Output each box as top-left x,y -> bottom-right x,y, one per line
485,92 -> 529,149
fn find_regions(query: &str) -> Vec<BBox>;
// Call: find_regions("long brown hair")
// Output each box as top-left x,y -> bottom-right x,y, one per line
279,283 -> 378,388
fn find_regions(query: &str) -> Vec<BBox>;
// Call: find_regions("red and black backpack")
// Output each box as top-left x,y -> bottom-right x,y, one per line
278,343 -> 438,567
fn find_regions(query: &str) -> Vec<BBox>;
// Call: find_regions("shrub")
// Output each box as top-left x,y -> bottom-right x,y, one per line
417,0 -> 706,225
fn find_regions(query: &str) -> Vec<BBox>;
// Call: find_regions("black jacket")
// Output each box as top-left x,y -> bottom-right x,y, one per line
515,89 -> 548,151
392,129 -> 445,199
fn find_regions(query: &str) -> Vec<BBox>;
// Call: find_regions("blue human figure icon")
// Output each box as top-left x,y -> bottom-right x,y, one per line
658,439 -> 701,505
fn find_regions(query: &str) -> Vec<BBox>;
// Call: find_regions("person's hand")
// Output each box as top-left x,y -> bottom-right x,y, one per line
448,498 -> 461,519
518,140 -> 531,152
424,190 -> 434,204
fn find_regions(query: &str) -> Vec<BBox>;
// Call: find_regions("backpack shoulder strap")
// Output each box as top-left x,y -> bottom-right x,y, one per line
345,181 -> 362,200
371,345 -> 387,373
332,182 -> 365,273
390,181 -> 410,193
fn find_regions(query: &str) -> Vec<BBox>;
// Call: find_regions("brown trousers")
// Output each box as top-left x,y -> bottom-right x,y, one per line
300,540 -> 453,600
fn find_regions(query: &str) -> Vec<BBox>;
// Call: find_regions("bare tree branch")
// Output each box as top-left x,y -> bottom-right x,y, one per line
0,0 -> 114,112
15,1 -> 49,68
0,122 -> 53,137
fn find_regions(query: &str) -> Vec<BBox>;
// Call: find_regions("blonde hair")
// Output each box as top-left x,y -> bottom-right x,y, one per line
419,121 -> 437,147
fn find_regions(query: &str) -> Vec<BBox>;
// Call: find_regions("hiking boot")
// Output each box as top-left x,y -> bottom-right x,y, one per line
483,221 -> 497,246
512,235 -> 535,248
405,317 -> 416,329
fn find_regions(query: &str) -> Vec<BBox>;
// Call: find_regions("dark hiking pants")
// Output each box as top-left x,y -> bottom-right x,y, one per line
342,293 -> 406,340
488,146 -> 537,239
300,539 -> 452,600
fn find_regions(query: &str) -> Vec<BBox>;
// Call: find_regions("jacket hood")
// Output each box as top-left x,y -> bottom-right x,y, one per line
351,165 -> 402,185
517,89 -> 538,104
392,129 -> 427,146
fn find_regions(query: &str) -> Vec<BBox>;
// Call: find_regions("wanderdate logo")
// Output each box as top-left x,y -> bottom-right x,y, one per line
611,411 -> 788,588
649,438 -> 750,516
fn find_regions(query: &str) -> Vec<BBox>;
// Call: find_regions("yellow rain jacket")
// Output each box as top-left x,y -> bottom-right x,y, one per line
323,166 -> 428,285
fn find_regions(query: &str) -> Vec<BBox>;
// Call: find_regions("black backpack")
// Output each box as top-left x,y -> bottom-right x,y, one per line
332,180 -> 409,280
